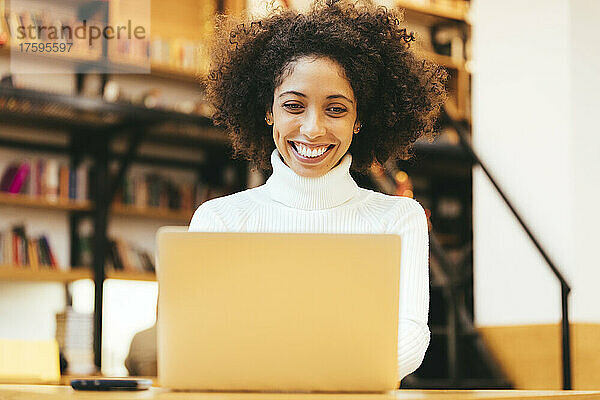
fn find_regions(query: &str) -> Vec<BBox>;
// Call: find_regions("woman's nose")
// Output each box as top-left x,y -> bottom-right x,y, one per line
299,110 -> 326,139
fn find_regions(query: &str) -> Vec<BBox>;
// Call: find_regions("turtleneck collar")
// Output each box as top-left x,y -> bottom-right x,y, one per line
264,149 -> 360,210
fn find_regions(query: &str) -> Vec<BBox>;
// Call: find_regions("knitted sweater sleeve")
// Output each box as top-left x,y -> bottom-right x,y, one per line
388,198 -> 431,382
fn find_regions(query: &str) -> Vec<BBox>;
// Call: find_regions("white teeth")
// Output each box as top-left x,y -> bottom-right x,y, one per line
294,142 -> 329,158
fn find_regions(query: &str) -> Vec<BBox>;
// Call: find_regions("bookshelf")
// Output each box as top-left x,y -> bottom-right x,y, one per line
148,64 -> 200,83
0,0 -> 230,377
396,0 -> 470,23
0,267 -> 93,282
0,44 -> 206,82
394,0 -> 471,122
105,269 -> 155,282
111,204 -> 192,223
0,73 -> 243,373
386,0 -> 475,388
0,192 -> 192,222
0,192 -> 92,212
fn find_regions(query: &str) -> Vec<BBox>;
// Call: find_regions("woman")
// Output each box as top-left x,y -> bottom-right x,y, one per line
189,0 -> 447,381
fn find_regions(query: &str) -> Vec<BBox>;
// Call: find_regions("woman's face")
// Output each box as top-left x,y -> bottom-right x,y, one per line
268,56 -> 360,178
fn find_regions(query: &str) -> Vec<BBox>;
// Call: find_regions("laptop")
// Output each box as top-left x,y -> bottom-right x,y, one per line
156,227 -> 402,392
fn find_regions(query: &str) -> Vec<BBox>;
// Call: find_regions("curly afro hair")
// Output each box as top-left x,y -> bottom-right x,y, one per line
204,0 -> 448,173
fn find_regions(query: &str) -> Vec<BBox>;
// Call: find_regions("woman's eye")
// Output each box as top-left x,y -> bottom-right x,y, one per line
283,103 -> 303,111
328,106 -> 347,114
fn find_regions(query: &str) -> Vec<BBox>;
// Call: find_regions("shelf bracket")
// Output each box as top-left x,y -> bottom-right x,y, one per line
107,127 -> 147,205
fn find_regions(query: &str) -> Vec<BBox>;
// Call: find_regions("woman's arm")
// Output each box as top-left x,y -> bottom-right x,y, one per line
388,198 -> 431,381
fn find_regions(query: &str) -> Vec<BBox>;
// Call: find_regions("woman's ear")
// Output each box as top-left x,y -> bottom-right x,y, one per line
353,120 -> 361,134
265,110 -> 273,125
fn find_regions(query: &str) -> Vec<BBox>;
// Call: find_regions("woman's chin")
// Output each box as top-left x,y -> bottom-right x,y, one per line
287,156 -> 340,178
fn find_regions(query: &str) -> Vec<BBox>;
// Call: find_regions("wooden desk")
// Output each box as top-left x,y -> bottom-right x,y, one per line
1,385 -> 600,400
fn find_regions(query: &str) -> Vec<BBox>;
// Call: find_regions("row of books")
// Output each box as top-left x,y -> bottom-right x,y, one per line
78,234 -> 155,273
150,38 -> 209,73
116,173 -> 207,212
1,9 -> 103,57
0,225 -> 58,268
0,159 -> 219,213
1,9 -> 209,73
0,159 -> 89,201
108,237 -> 155,273
0,227 -> 156,273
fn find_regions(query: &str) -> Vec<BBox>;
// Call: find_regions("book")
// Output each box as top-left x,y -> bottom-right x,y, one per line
0,158 -> 90,202
106,237 -> 155,273
38,235 -> 57,269
0,163 -> 19,191
0,226 -> 62,269
68,166 -> 77,200
59,164 -> 69,200
28,239 -> 39,270
11,225 -> 28,266
75,162 -> 88,201
8,161 -> 30,194
1,231 -> 13,265
43,159 -> 59,200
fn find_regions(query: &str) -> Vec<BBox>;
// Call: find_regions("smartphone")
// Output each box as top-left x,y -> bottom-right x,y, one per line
70,378 -> 152,391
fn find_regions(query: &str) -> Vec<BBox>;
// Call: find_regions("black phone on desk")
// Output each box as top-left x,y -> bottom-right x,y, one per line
71,378 -> 152,391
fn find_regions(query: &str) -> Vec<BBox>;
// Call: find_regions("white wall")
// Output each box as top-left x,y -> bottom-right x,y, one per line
472,0 -> 600,326
570,0 -> 600,323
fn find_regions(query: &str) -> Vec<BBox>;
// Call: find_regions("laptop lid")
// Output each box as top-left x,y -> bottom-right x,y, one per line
157,228 -> 401,392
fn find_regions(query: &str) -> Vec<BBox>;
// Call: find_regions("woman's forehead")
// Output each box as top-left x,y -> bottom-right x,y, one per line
275,56 -> 355,100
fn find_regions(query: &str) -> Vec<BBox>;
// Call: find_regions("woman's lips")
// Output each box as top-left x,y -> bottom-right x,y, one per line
288,141 -> 334,164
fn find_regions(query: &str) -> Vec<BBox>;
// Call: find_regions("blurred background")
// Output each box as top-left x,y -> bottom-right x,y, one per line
0,0 -> 598,391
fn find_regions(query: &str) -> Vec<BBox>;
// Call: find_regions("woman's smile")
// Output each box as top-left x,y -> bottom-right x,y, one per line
288,140 -> 336,164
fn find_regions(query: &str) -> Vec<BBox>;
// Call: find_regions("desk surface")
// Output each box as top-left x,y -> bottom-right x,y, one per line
1,385 -> 600,400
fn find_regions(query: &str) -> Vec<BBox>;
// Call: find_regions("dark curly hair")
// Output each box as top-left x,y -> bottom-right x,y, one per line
203,0 -> 448,172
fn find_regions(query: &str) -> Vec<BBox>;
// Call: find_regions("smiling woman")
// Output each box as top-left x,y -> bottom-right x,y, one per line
204,0 -> 447,173
189,0 -> 447,382
269,56 -> 358,177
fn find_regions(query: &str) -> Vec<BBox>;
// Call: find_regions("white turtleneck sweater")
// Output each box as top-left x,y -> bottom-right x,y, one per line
189,149 -> 430,381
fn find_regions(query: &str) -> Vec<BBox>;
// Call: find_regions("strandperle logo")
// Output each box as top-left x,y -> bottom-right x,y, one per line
14,20 -> 147,46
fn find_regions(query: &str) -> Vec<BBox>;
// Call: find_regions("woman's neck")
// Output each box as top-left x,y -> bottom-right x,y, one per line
265,149 -> 359,210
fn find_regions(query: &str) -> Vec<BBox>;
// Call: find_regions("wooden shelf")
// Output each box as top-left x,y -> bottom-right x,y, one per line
0,45 -> 205,83
0,266 -> 92,282
0,266 -> 157,282
0,193 -> 194,221
0,44 -> 147,74
0,192 -> 92,212
150,63 -> 202,83
0,86 -> 215,134
111,203 -> 193,222
105,269 -> 156,282
0,43 -> 101,64
424,51 -> 466,72
396,0 -> 469,23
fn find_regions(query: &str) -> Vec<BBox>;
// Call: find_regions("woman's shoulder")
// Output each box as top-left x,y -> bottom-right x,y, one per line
358,187 -> 426,217
203,186 -> 264,208
189,186 -> 265,231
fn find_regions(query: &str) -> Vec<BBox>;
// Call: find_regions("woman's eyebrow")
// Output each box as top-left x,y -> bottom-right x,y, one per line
278,90 -> 306,98
278,91 -> 354,104
326,94 -> 354,104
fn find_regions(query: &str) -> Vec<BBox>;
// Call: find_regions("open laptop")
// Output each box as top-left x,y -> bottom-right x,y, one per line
156,227 -> 402,392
